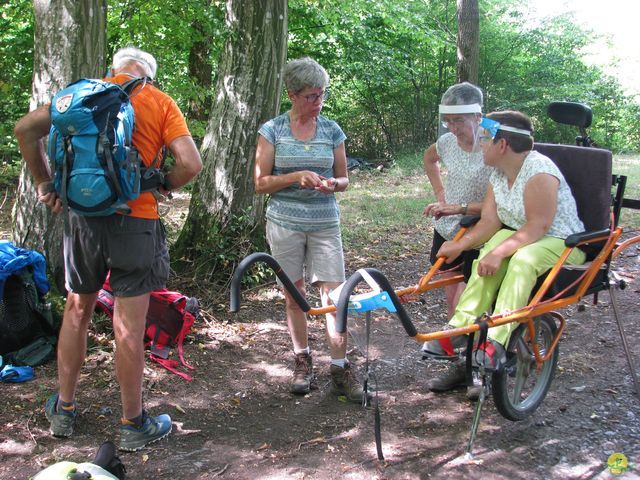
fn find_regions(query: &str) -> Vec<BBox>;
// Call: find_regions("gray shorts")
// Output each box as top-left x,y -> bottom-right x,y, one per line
64,213 -> 169,297
266,221 -> 345,285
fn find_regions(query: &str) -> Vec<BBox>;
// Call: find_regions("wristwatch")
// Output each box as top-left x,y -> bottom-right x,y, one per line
461,203 -> 468,215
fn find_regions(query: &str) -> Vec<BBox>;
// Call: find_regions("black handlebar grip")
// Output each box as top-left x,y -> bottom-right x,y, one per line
335,268 -> 417,336
229,252 -> 310,313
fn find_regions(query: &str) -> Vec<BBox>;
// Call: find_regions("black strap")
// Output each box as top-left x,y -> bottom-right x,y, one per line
465,332 -> 475,386
471,314 -> 490,374
99,111 -> 131,214
363,311 -> 385,461
119,76 -> 149,98
61,136 -> 73,233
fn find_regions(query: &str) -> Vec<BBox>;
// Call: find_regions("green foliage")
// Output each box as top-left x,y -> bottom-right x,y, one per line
0,0 -> 33,167
172,209 -> 271,291
286,0 -> 639,156
2,0 -> 638,163
107,0 -> 226,119
289,0 -> 457,158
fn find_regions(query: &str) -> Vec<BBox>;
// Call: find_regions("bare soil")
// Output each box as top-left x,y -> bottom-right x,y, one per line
1,184 -> 640,480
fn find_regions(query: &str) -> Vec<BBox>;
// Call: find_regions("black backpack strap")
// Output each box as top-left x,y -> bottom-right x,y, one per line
61,135 -> 74,232
120,76 -> 150,98
97,111 -> 131,215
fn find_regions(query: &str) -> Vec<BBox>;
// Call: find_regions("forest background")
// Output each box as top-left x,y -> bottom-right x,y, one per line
1,0 -> 639,291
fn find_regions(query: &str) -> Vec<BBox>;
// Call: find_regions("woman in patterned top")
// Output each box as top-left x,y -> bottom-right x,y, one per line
421,83 -> 493,399
254,57 -> 365,402
423,83 -> 493,320
423,110 -> 586,370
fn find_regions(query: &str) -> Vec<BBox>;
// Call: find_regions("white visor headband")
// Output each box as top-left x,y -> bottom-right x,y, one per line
497,125 -> 532,136
439,103 -> 482,114
480,117 -> 532,138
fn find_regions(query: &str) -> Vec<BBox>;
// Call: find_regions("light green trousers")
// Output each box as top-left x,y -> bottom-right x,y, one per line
449,229 -> 586,345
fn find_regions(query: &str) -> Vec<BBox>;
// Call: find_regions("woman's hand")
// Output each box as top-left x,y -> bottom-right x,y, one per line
437,240 -> 464,264
476,251 -> 504,277
297,170 -> 323,189
424,202 -> 464,219
315,177 -> 337,193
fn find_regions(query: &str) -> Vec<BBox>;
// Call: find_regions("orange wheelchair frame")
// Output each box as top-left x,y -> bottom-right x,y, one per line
230,106 -> 640,457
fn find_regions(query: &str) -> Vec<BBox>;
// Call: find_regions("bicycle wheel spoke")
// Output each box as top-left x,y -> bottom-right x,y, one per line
512,362 -> 529,404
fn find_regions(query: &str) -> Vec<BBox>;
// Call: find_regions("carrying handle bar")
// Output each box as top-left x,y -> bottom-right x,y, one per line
335,268 -> 416,336
229,252 -> 311,313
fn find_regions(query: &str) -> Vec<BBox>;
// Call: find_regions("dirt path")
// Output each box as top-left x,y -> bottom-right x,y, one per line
1,194 -> 640,479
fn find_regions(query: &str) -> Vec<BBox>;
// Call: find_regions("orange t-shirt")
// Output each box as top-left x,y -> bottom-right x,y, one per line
105,74 -> 191,219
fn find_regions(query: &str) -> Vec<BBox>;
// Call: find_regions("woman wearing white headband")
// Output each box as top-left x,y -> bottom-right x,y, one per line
421,82 -> 493,399
423,110 -> 586,370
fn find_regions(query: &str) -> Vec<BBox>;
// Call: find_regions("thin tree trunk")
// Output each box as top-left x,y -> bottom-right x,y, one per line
12,0 -> 107,292
174,0 -> 287,283
456,0 -> 479,84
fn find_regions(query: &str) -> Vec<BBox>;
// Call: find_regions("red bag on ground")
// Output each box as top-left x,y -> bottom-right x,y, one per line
95,280 -> 199,381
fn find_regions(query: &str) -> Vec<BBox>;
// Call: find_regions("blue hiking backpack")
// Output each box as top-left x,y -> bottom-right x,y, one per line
47,77 -> 149,216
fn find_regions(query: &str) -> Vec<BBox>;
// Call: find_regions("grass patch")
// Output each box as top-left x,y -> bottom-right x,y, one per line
340,151 -> 433,250
613,154 -> 640,229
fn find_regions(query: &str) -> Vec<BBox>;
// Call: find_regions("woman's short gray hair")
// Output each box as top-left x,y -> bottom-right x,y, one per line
441,82 -> 483,107
112,46 -> 157,80
283,57 -> 329,93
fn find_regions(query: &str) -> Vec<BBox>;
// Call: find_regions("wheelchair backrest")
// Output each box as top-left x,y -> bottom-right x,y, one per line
533,143 -> 612,232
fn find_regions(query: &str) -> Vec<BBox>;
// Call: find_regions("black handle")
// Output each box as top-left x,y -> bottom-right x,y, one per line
335,268 -> 416,336
229,252 -> 310,313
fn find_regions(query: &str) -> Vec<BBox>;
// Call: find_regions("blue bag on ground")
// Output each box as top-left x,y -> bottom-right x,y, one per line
0,241 -> 58,366
47,78 -> 145,216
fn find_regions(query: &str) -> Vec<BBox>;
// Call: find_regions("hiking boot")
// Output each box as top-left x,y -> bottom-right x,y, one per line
426,360 -> 467,392
466,384 -> 483,402
45,393 -> 77,438
119,411 -> 172,452
290,353 -> 314,394
330,363 -> 366,403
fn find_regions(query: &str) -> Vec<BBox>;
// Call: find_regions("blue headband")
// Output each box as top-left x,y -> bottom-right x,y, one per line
480,117 -> 532,139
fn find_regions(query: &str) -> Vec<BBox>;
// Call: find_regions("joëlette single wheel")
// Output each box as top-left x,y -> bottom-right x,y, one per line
492,314 -> 559,421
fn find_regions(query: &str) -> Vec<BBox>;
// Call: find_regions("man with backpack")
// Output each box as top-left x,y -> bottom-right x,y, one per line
15,46 -> 202,451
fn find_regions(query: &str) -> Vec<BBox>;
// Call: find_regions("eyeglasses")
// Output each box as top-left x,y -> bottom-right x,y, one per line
298,89 -> 330,103
441,117 -> 471,128
478,134 -> 493,143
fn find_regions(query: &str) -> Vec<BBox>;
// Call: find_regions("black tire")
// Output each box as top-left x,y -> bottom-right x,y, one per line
492,314 -> 559,421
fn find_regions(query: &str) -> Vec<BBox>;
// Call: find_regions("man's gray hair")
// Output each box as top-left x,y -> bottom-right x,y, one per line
441,82 -> 483,107
112,46 -> 157,79
283,57 -> 329,93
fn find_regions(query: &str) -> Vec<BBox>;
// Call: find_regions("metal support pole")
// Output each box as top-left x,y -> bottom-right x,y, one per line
465,373 -> 489,458
609,284 -> 640,400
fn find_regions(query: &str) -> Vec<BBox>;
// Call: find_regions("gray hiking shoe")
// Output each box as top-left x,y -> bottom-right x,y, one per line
119,411 -> 172,452
466,384 -> 483,402
290,353 -> 314,394
426,361 -> 467,392
330,363 -> 366,403
45,393 -> 77,438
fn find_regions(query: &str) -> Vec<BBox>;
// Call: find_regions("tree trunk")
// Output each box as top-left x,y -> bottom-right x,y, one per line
12,0 -> 107,292
173,0 -> 287,284
456,0 -> 479,84
187,18 -> 213,122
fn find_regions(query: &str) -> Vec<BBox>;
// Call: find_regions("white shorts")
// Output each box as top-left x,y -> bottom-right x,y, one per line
266,221 -> 345,285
